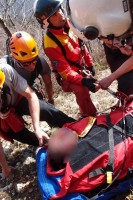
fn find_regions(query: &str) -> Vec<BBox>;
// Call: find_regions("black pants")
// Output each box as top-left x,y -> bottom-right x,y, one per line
4,98 -> 75,146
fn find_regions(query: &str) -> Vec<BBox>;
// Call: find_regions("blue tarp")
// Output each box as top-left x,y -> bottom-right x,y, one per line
37,147 -> 133,200
36,147 -> 88,200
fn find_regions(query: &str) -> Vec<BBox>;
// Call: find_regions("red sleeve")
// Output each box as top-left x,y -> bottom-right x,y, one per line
45,47 -> 83,85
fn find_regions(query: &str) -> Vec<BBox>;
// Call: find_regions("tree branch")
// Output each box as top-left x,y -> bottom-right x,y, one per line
0,18 -> 12,37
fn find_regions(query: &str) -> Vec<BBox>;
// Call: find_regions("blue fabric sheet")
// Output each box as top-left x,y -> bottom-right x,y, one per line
36,147 -> 88,200
37,147 -> 133,200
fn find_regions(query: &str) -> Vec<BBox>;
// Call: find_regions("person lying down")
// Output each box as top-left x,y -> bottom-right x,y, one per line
48,112 -> 133,172
42,109 -> 133,198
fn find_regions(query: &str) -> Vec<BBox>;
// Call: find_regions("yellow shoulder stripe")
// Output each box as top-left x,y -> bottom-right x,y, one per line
43,33 -> 69,49
44,34 -> 57,49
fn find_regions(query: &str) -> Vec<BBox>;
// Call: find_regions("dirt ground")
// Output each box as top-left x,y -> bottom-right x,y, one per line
0,69 -> 133,200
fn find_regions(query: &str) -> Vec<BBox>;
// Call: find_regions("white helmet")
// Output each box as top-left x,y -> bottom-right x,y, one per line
66,0 -> 132,41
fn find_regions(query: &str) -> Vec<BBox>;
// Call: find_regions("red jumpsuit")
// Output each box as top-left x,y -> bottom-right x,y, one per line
43,22 -> 96,116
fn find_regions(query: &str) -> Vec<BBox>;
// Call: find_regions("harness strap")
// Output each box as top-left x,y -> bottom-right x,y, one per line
107,124 -> 114,171
113,125 -> 126,135
0,84 -> 11,114
46,30 -> 84,70
89,112 -> 133,180
89,168 -> 104,179
27,57 -> 43,86
89,114 -> 115,180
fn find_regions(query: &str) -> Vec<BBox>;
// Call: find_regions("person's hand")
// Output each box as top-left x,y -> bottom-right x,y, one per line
119,45 -> 132,56
2,166 -> 14,178
99,75 -> 113,90
35,127 -> 49,146
82,77 -> 97,93
113,38 -> 132,56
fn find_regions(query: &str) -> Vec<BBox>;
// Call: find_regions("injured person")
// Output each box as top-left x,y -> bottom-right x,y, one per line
43,100 -> 133,199
48,127 -> 79,170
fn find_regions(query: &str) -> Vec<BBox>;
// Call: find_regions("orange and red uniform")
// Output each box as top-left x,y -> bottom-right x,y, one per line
43,22 -> 96,116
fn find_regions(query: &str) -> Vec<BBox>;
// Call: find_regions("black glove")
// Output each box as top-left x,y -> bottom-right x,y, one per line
82,77 -> 97,93
88,66 -> 96,76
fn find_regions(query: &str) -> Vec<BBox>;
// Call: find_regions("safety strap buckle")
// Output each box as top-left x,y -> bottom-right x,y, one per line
106,170 -> 114,184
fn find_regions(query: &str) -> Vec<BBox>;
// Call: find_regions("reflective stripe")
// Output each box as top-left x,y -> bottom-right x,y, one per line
79,117 -> 96,138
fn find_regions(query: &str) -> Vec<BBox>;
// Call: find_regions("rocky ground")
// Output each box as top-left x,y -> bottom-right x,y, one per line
0,69 -> 133,200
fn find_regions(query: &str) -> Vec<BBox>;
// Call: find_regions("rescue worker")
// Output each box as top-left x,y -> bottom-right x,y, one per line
0,32 -> 75,135
63,0 -> 133,93
0,65 -> 49,146
7,31 -> 54,105
0,32 -> 75,147
0,68 -> 41,178
34,0 -> 98,117
0,70 -> 13,178
0,71 -> 13,178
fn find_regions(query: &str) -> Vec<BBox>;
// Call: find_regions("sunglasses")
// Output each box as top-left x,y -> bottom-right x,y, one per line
17,57 -> 38,68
